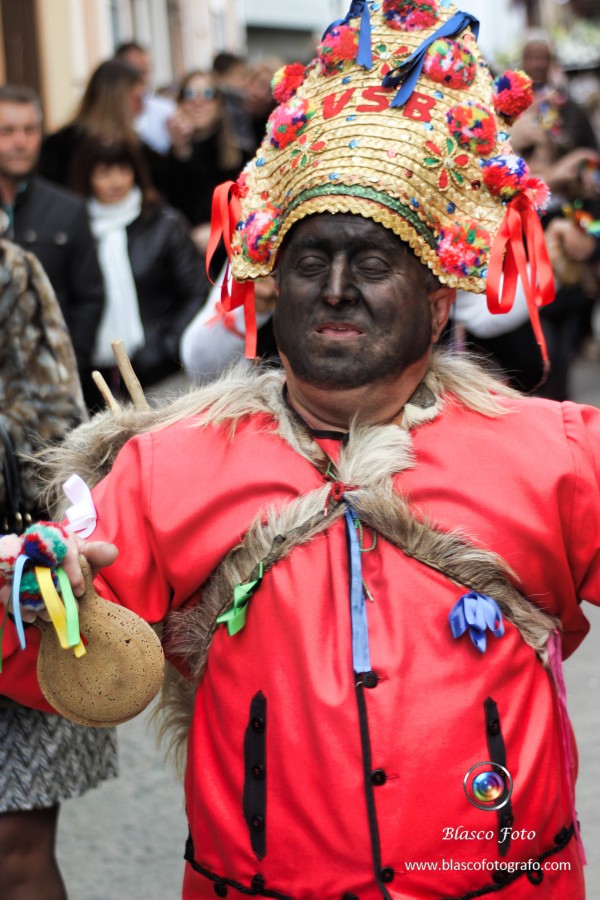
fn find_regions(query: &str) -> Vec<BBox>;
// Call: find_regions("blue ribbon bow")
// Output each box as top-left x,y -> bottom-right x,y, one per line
322,0 -> 373,70
449,592 -> 504,653
382,11 -> 480,108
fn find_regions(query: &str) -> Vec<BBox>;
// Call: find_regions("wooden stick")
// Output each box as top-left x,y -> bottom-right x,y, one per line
110,340 -> 150,410
91,371 -> 120,412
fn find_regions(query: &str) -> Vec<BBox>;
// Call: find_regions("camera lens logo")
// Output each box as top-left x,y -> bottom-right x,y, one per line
464,762 -> 513,811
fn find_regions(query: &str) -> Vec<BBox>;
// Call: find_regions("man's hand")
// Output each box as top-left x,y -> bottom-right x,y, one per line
545,217 -> 597,263
0,532 -> 118,623
61,535 -> 119,598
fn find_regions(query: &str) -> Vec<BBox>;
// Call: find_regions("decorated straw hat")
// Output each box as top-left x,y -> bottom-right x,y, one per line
210,0 -> 554,362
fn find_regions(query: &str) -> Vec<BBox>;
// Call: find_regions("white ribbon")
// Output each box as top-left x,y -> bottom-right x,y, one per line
63,475 -> 97,538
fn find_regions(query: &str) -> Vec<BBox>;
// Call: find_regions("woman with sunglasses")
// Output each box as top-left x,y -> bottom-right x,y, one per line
166,71 -> 246,256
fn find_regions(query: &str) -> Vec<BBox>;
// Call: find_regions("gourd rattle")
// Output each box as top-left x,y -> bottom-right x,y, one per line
0,522 -> 164,727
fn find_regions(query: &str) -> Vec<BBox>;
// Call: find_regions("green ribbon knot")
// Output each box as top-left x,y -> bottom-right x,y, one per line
217,562 -> 264,637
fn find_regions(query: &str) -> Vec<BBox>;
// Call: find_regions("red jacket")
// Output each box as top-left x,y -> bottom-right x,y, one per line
2,390 -> 599,899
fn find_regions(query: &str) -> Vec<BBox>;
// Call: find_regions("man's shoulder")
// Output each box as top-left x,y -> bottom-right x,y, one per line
27,175 -> 87,213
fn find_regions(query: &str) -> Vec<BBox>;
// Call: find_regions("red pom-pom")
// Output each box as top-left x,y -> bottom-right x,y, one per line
383,0 -> 440,31
492,70 -> 534,124
437,220 -> 491,278
272,63 -> 307,104
481,154 -> 530,201
241,203 -> 283,265
423,39 -> 476,89
318,25 -> 358,75
524,176 -> 550,213
447,103 -> 497,156
266,97 -> 314,150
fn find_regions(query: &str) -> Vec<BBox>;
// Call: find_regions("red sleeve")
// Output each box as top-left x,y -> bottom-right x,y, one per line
0,431 -> 167,706
89,431 -> 174,622
564,403 -> 600,602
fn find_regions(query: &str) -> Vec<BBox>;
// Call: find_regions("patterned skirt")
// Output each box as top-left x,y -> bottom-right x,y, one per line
0,700 -> 118,812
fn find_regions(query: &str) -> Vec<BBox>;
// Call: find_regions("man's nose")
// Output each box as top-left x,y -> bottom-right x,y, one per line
322,256 -> 356,306
12,130 -> 30,149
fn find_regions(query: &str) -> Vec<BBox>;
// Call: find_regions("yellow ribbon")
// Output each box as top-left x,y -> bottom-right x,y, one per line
35,566 -> 86,658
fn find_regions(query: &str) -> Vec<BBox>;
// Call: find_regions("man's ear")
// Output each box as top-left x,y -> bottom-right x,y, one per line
429,287 -> 456,343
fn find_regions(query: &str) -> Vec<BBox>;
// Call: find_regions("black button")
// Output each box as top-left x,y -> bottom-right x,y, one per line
214,884 -> 228,897
251,874 -> 266,891
380,867 -> 394,883
488,718 -> 500,735
371,769 -> 387,786
252,716 -> 265,733
251,815 -> 265,831
252,763 -> 265,780
342,894 -> 359,900
492,870 -> 510,886
362,671 -> 379,688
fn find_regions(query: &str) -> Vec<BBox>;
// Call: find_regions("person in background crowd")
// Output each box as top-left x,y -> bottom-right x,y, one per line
38,59 -> 167,194
510,32 -> 598,189
0,235 -> 117,900
70,135 -> 209,408
181,270 -> 278,382
0,85 -> 104,388
464,32 -> 600,399
212,52 -> 253,154
166,69 -> 245,254
241,56 -> 282,152
114,41 -> 176,155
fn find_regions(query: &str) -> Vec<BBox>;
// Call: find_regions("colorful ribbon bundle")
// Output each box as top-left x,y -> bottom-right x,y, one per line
449,591 -> 505,653
0,522 -> 85,670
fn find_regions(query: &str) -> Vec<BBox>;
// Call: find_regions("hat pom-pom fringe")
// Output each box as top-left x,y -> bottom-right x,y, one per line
318,25 -> 359,76
492,70 -> 534,125
272,63 -> 307,104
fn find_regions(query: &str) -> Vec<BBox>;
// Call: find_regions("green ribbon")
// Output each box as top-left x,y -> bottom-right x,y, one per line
217,562 -> 264,637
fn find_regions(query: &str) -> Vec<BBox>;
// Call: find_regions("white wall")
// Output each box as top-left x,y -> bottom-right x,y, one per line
244,0 -> 527,65
243,0 -> 347,32
458,0 -> 527,66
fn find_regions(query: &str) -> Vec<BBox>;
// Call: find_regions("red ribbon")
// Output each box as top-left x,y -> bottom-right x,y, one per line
487,190 -> 555,371
206,181 -> 258,360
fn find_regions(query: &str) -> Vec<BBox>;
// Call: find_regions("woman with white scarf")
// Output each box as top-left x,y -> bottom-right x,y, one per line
72,136 -> 209,408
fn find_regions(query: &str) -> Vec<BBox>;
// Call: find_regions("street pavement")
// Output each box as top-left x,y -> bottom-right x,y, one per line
57,358 -> 600,900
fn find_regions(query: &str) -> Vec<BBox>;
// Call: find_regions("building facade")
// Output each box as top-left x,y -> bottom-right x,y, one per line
0,0 -> 597,130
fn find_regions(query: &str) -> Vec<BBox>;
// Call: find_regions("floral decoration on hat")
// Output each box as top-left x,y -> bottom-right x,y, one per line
272,63 -> 307,104
437,220 -> 490,277
447,102 -> 497,155
491,70 -> 534,125
383,0 -> 440,32
423,137 -> 470,189
240,202 -> 282,265
318,24 -> 359,75
266,97 -> 315,150
423,38 -> 476,88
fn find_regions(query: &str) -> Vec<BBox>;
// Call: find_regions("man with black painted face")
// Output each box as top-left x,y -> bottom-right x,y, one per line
273,214 -> 454,429
1,4 -> 599,899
